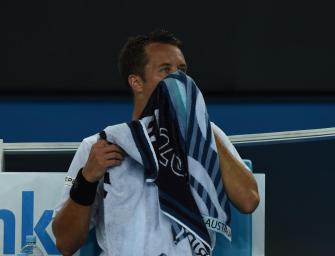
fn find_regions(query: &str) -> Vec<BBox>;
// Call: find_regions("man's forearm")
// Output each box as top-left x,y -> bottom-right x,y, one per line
214,133 -> 260,213
52,199 -> 92,256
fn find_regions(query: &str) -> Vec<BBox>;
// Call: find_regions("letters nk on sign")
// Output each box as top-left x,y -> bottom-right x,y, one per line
0,191 -> 59,255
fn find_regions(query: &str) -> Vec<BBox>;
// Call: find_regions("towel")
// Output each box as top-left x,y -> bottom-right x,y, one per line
101,71 -> 231,255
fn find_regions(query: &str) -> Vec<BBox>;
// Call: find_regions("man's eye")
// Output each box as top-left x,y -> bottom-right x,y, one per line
160,67 -> 170,73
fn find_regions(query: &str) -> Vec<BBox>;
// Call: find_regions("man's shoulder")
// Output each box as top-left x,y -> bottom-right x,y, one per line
210,121 -> 217,129
81,123 -> 121,146
210,122 -> 231,142
210,121 -> 224,134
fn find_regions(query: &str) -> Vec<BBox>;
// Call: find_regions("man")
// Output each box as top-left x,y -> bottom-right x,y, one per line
52,30 -> 259,256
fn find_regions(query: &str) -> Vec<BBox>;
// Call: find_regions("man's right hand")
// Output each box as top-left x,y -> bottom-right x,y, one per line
53,138 -> 124,255
82,139 -> 125,183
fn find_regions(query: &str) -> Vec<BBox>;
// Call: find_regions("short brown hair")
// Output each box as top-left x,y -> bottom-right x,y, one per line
118,30 -> 182,87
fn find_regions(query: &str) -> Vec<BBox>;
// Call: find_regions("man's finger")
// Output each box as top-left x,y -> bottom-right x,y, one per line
106,159 -> 122,167
96,139 -> 109,147
104,152 -> 124,161
103,144 -> 126,155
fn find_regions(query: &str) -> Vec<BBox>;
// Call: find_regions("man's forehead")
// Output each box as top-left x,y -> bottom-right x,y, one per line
145,43 -> 185,62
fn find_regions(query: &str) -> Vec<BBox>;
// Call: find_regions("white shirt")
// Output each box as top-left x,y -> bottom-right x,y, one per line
54,122 -> 244,256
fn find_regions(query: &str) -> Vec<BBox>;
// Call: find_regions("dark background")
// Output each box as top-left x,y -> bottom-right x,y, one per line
1,0 -> 335,95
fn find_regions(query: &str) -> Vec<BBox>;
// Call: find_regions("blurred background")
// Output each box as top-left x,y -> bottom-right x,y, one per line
1,0 -> 335,255
1,0 -> 335,95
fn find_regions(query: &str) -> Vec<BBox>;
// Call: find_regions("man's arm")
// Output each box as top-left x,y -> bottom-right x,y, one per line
214,131 -> 260,213
52,198 -> 92,256
52,139 -> 124,255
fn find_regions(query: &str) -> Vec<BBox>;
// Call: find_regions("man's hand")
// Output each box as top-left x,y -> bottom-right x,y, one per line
53,138 -> 124,255
82,139 -> 125,183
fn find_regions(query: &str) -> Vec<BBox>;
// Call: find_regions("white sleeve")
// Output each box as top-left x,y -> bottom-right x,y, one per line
210,122 -> 249,169
53,137 -> 101,228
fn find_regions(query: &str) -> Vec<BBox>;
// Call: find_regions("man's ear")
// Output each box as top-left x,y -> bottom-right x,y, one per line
128,75 -> 144,93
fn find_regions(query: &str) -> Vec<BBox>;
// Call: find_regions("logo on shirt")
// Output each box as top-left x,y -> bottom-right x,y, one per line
64,176 -> 75,186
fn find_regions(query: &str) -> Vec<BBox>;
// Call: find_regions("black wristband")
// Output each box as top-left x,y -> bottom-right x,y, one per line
70,168 -> 99,206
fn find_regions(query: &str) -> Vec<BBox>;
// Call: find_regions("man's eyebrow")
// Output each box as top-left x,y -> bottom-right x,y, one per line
178,64 -> 188,71
158,63 -> 188,71
158,63 -> 172,67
